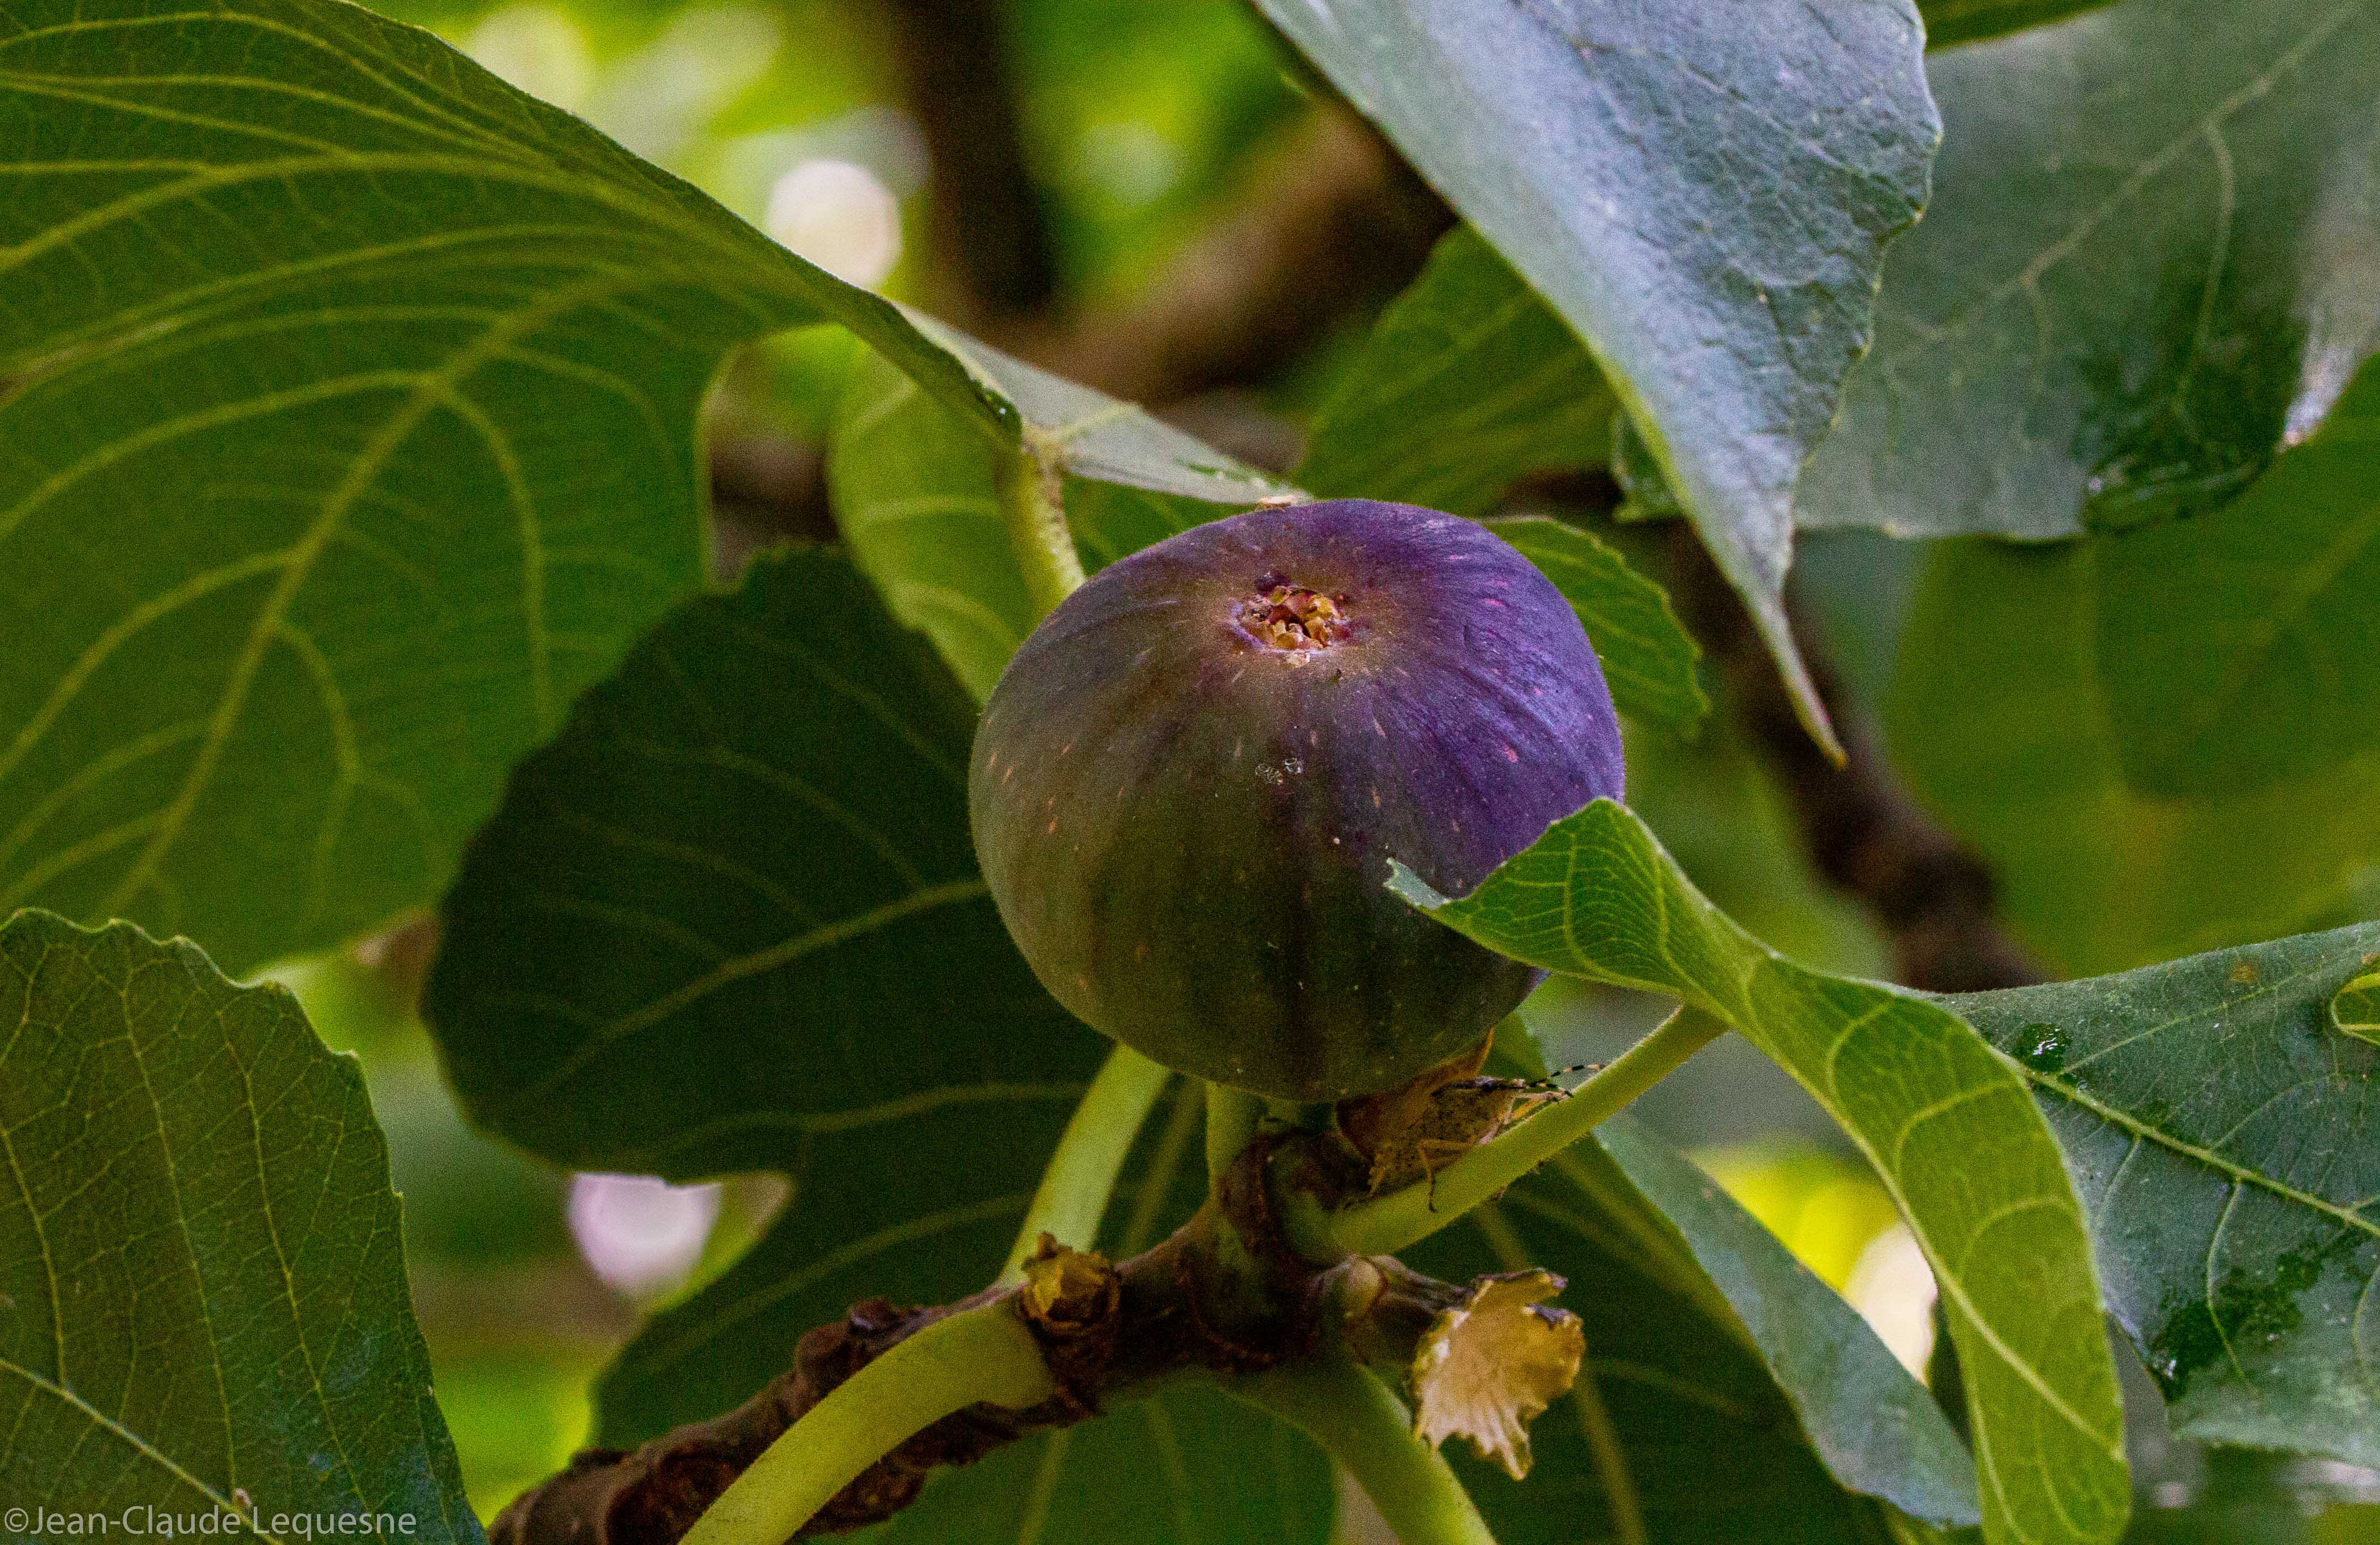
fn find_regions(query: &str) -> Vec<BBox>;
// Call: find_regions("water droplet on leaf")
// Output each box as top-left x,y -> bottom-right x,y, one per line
2016,1022 -> 2069,1073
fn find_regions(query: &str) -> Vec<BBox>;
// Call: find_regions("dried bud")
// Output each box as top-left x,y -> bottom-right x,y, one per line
1019,1234 -> 1121,1338
1409,1270 -> 1584,1480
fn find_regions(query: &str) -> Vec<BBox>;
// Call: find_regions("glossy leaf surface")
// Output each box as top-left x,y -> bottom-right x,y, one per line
1952,923 -> 2380,1464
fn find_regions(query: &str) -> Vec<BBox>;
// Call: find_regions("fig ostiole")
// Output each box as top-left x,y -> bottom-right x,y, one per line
969,498 -> 1624,1101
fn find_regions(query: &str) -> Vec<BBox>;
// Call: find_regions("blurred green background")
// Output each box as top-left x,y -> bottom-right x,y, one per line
270,0 -> 2380,1536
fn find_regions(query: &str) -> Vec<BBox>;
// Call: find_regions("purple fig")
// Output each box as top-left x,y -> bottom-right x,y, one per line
970,498 -> 1624,1100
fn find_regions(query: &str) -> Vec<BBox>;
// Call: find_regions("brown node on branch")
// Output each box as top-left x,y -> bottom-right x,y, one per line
1018,1234 -> 1123,1413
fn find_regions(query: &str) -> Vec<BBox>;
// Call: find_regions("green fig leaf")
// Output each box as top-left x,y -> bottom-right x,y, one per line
1949,923 -> 2380,1463
1802,0 -> 2380,542
0,910 -> 474,1537
422,546 -> 1101,1433
1390,800 -> 2129,1545
0,0 -> 1265,973
1486,517 -> 1707,735
1298,226 -> 1614,521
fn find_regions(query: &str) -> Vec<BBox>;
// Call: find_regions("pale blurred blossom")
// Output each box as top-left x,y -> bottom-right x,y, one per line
465,5 -> 595,113
765,159 -> 903,287
1843,1222 -> 1938,1376
568,1172 -> 722,1298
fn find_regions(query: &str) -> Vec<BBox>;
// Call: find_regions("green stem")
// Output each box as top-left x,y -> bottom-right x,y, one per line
1228,1359 -> 1497,1545
679,1300 -> 1054,1545
995,442 -> 1086,619
1304,1007 -> 1728,1259
998,1046 -> 1173,1283
1206,1082 -> 1267,1181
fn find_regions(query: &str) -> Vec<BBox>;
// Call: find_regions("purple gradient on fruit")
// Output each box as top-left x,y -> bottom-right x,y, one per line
970,498 -> 1625,1100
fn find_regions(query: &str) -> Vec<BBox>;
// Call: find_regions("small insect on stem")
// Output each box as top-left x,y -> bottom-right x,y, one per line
1338,1043 -> 1599,1207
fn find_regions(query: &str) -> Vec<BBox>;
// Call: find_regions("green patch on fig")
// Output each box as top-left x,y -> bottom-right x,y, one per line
970,499 -> 1624,1100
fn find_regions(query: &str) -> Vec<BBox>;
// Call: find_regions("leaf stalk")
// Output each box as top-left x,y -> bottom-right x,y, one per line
998,1046 -> 1173,1283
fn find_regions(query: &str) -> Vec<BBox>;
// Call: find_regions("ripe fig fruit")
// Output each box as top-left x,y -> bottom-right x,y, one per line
970,498 -> 1624,1101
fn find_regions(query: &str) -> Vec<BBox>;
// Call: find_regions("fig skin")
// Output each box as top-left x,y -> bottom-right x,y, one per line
970,498 -> 1624,1101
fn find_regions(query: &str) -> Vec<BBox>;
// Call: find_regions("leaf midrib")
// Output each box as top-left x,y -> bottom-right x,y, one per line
2010,1054 -> 2380,1240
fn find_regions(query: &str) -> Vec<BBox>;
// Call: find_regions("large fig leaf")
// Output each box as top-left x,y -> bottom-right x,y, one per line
0,910 -> 474,1538
423,547 -> 1099,1431
1404,1120 -> 1968,1542
1390,800 -> 2129,1545
1800,0 -> 2380,540
0,0 -> 1266,974
1949,923 -> 2380,1466
1888,357 -> 2380,975
1297,226 -> 1613,522
1250,0 -> 1940,748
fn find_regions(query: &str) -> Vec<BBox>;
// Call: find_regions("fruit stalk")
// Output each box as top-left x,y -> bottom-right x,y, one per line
998,1046 -> 1174,1283
995,440 -> 1086,618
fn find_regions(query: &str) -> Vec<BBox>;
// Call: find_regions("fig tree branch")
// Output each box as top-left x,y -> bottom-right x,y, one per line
1008,110 -> 1451,405
879,0 -> 1059,326
490,1155 -> 1534,1544
1301,1007 -> 1730,1260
